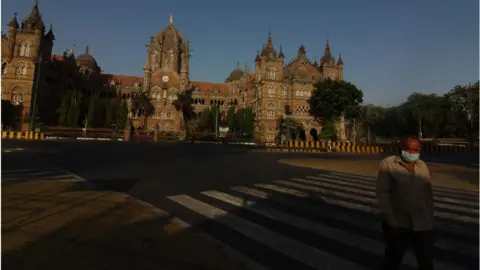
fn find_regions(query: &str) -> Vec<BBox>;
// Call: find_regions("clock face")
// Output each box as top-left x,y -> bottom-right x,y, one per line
162,75 -> 169,82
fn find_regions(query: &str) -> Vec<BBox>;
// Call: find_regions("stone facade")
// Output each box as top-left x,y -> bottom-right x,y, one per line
1,3 -> 55,129
229,33 -> 346,143
1,2 -> 346,143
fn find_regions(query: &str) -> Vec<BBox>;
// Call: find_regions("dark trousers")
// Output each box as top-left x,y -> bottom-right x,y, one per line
382,222 -> 434,270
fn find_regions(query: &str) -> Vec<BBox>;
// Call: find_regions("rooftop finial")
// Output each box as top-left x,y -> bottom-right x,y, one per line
169,14 -> 173,24
236,61 -> 240,69
268,25 -> 272,37
85,45 -> 89,54
34,0 -> 38,6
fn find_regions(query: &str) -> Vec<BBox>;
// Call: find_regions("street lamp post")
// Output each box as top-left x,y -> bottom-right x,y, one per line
30,55 -> 42,131
416,104 -> 423,139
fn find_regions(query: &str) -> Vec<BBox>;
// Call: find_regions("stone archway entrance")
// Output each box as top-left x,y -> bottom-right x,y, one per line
309,128 -> 319,141
297,126 -> 306,141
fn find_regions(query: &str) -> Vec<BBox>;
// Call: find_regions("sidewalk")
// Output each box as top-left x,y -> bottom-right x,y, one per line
2,180 -> 251,270
279,158 -> 479,191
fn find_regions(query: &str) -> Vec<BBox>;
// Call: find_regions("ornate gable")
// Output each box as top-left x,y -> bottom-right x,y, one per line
284,57 -> 320,81
283,45 -> 321,81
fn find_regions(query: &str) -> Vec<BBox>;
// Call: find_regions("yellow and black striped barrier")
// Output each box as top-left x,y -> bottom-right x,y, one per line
382,142 -> 479,154
271,140 -> 478,155
268,141 -> 384,155
2,131 -> 45,140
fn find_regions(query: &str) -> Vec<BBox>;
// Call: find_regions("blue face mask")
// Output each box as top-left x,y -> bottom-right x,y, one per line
401,150 -> 420,163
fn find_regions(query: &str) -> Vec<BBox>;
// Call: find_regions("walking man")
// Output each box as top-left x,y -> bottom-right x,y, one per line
376,137 -> 434,270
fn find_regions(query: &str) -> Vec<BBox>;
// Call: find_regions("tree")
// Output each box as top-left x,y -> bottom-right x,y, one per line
86,93 -> 104,128
309,78 -> 364,121
57,91 -> 72,126
66,91 -> 83,128
104,98 -> 117,128
209,104 -> 220,131
235,107 -> 255,137
173,87 -> 195,138
445,81 -> 479,140
198,108 -> 211,131
319,120 -> 337,140
131,92 -> 155,130
362,104 -> 384,143
116,100 -> 129,130
226,105 -> 236,131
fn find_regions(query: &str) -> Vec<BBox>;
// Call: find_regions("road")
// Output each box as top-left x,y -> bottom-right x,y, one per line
2,140 -> 479,270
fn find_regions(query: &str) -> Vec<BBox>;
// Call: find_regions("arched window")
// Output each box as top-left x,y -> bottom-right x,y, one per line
19,41 -> 31,57
267,85 -> 275,96
15,63 -> 27,77
11,87 -> 25,105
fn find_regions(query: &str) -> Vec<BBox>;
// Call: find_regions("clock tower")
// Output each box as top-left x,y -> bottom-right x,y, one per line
142,14 -> 190,133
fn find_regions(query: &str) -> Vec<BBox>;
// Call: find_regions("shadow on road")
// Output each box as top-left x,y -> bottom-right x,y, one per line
2,169 -> 478,270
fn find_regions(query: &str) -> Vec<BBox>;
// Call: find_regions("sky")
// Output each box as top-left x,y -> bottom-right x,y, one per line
2,0 -> 478,106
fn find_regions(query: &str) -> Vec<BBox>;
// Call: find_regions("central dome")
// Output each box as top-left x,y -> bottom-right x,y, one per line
156,15 -> 183,44
76,46 -> 98,69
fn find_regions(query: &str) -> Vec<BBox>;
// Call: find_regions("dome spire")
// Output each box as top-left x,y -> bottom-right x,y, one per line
169,13 -> 173,25
85,45 -> 89,54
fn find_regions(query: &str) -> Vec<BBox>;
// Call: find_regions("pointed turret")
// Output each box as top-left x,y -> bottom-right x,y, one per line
320,40 -> 334,66
298,44 -> 306,56
278,45 -> 284,58
261,30 -> 277,58
336,53 -> 344,66
254,50 -> 261,62
22,0 -> 44,31
8,12 -> 19,28
45,24 -> 55,40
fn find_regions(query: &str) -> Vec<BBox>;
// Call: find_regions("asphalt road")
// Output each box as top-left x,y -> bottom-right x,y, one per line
1,140 -> 322,196
2,140 -> 478,269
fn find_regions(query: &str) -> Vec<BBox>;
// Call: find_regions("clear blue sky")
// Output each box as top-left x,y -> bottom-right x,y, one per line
3,0 -> 478,106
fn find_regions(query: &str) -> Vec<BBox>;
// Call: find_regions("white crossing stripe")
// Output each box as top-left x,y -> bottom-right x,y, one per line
330,172 -> 480,197
202,190 -> 462,270
251,182 -> 478,237
271,180 -> 479,224
296,177 -> 478,215
168,194 -> 368,270
231,185 -> 478,257
304,175 -> 479,208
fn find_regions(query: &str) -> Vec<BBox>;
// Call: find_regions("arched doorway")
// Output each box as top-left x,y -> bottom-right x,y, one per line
297,126 -> 306,141
310,128 -> 319,141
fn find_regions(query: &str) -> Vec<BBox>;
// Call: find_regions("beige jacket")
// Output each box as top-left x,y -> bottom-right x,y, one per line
376,155 -> 434,231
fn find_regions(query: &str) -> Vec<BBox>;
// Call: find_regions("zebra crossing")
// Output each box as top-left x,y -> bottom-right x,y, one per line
162,171 -> 479,270
1,167 -> 85,185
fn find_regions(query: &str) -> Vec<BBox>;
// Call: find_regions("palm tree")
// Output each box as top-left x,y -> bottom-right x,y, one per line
173,87 -> 195,139
131,91 -> 155,130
